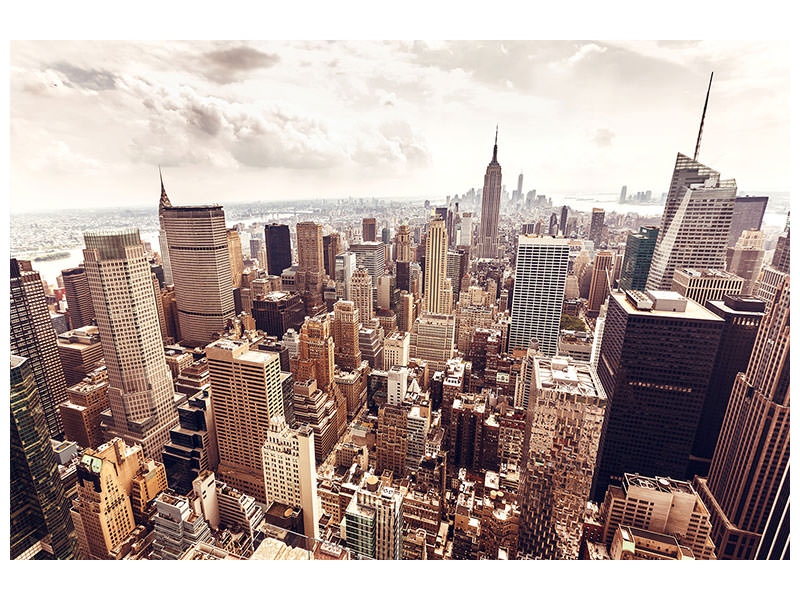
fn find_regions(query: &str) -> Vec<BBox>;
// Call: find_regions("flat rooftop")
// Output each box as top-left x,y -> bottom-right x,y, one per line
613,291 -> 723,322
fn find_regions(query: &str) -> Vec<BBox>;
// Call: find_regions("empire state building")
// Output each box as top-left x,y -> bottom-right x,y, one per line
478,127 -> 502,258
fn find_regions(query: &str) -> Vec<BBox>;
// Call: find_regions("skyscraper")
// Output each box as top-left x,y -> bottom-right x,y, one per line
11,355 -> 77,560
395,223 -> 411,263
227,229 -> 244,288
592,290 -> 723,500
694,276 -> 790,560
409,313 -> 455,372
11,258 -> 68,438
771,220 -> 790,274
323,232 -> 342,280
619,186 -> 627,203
478,128 -> 502,258
424,216 -> 449,314
618,226 -> 659,292
351,268 -> 374,325
587,251 -> 613,317
160,191 -> 235,347
264,223 -> 292,277
157,172 -> 174,286
727,196 -> 768,247
362,218 -> 377,242
333,300 -> 363,371
589,208 -> 605,247
61,266 -> 95,329
518,356 -> 607,559
508,236 -> 569,355
646,154 -> 737,290
296,221 -> 326,307
726,229 -> 765,295
560,205 -> 569,236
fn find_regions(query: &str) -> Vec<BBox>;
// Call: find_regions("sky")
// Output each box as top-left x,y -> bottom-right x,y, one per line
9,40 -> 791,213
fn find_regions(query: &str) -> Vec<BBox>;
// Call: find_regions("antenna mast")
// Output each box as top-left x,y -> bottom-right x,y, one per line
694,72 -> 713,161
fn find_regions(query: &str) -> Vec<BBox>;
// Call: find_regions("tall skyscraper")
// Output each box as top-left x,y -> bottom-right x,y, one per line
11,355 -> 77,560
362,218 -> 377,242
227,229 -> 244,288
587,251 -> 613,317
589,208 -> 605,247
478,128 -> 502,258
160,190 -> 235,346
157,172 -> 174,286
351,268 -> 374,325
207,338 -> 284,500
619,186 -> 627,203
771,220 -> 790,274
409,313 -> 455,373
264,223 -> 292,277
560,205 -> 569,236
726,229 -> 765,295
61,266 -> 95,329
262,417 -> 321,539
694,277 -> 790,560
592,290 -> 723,500
395,223 -> 411,263
83,230 -> 179,459
333,300 -> 363,370
646,154 -> 737,290
508,236 -> 569,355
296,221 -> 326,306
618,226 -> 659,292
424,216 -> 449,314
335,252 -> 356,300
459,213 -> 473,247
518,356 -> 607,559
11,258 -> 68,438
727,196 -> 768,247
322,232 -> 342,280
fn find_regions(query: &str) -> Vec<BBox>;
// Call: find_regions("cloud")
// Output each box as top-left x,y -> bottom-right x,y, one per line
592,128 -> 615,147
566,43 -> 606,66
200,44 -> 280,83
26,140 -> 101,173
50,62 -> 117,90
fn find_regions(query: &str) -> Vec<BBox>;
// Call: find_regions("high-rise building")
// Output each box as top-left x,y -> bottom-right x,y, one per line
264,223 -> 292,277
59,367 -> 109,450
150,492 -> 212,560
350,268 -> 374,325
333,300 -> 363,371
618,226 -> 659,292
589,208 -> 605,247
424,217 -> 449,313
771,224 -> 790,274
395,223 -> 411,263
593,290 -> 724,500
518,356 -> 607,559
383,331 -> 410,370
344,474 -> 403,560
11,355 -> 77,560
359,327 -> 385,371
755,265 -> 788,314
251,291 -> 305,338
508,236 -> 569,355
207,338 -> 284,500
459,213 -> 473,248
160,194 -> 235,347
61,266 -> 95,329
587,251 -> 613,317
157,173 -> 175,286
262,417 -> 321,539
646,154 -> 736,290
694,277 -> 789,560
348,241 -> 385,285
671,268 -> 744,306
377,402 -> 408,477
754,462 -> 789,560
409,313 -> 455,373
727,196 -> 768,247
82,230 -> 179,459
227,229 -> 245,288
10,258 -> 68,438
619,186 -> 627,203
689,296 -> 765,477
56,325 -> 103,386
323,232 -> 342,280
478,129 -> 502,258
335,252 -> 356,300
362,218 -> 377,242
726,229 -> 765,295
296,221 -> 326,305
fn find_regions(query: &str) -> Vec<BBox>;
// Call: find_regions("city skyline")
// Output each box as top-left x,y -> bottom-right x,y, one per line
10,40 -> 791,213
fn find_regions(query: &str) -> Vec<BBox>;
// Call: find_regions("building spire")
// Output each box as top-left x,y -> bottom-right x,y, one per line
159,166 -> 171,211
693,72 -> 713,161
491,125 -> 499,164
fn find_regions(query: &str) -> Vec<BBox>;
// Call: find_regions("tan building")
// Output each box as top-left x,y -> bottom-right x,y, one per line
291,379 -> 338,463
409,313 -> 456,373
395,224 -> 411,263
424,217 -> 449,314
377,404 -> 408,477
333,300 -> 362,370
59,366 -> 109,449
671,268 -> 744,307
57,326 -> 104,387
350,268 -> 373,325
207,338 -> 284,501
587,251 -> 614,316
61,266 -> 96,330
227,229 -> 245,288
383,331 -> 410,370
609,525 -> 696,560
335,363 -> 368,418
296,222 -> 326,299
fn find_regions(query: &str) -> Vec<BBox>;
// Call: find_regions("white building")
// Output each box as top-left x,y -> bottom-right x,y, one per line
151,492 -> 212,560
383,331 -> 410,370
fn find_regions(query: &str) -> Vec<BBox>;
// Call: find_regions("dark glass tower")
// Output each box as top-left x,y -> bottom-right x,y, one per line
264,223 -> 292,277
618,226 -> 659,292
11,355 -> 77,560
728,196 -> 768,247
591,290 -> 723,501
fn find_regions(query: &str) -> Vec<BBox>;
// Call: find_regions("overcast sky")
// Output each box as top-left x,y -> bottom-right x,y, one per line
9,40 -> 790,213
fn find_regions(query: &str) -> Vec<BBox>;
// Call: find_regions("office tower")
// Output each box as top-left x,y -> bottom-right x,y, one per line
11,356 -> 77,560
689,296 -> 765,477
771,222 -> 790,274
335,364 -> 368,417
587,251 -> 613,317
57,325 -> 103,386
694,277 -> 789,560
384,331 -> 410,370
619,186 -> 627,203
262,417 -> 321,539
227,229 -> 245,288
291,379 -> 337,462
251,291 -> 305,337
754,462 -> 789,560
250,238 -> 264,268
559,205 -> 569,236
150,492 -> 212,559
377,402 -> 408,476
508,236 -> 569,355
726,230 -> 765,295
409,313 -> 455,372
728,196 -> 768,247
344,474 -> 403,560
671,268 -> 744,306
323,232 -> 342,279
264,223 -> 292,277
59,367 -> 109,450
395,223 -> 411,263
61,266 -> 95,329
359,327 -> 384,370
334,252 -> 356,300
82,230 -> 179,459
589,208 -> 605,247
618,226 -> 659,292
755,266 -> 788,314
351,268 -> 374,325
362,217 -> 377,242
10,259 -> 68,438
160,197 -> 235,346
596,473 -> 716,560
518,356 -> 606,559
207,338 -> 283,500
161,390 -> 219,496
478,128 -> 502,258
348,241 -> 386,284
377,273 -> 392,311
333,300 -> 363,371
424,217 -> 448,313
548,213 -> 559,236
296,221 -> 326,301
157,174 -> 175,286
446,249 -> 467,298
646,155 -> 737,290
592,290 -> 723,500
460,213 -> 473,247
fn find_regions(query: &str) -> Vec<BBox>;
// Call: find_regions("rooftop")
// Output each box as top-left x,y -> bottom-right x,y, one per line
615,291 -> 723,322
